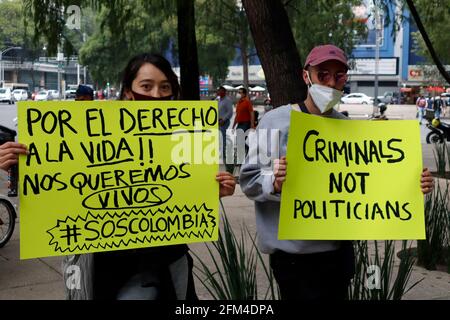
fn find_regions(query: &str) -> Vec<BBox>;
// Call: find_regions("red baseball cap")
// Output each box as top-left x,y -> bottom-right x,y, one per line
304,44 -> 349,70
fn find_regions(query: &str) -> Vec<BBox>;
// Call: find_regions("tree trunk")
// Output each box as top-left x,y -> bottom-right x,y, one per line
406,0 -> 450,85
239,10 -> 250,90
177,0 -> 200,99
241,37 -> 249,89
242,0 -> 307,107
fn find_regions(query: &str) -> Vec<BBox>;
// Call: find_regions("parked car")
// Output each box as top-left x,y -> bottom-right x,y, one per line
48,90 -> 60,100
341,93 -> 374,105
34,90 -> 53,101
12,89 -> 28,101
376,91 -> 402,104
65,89 -> 77,99
0,88 -> 14,104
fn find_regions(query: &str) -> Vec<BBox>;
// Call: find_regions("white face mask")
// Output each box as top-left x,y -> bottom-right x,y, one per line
306,72 -> 343,113
236,93 -> 242,99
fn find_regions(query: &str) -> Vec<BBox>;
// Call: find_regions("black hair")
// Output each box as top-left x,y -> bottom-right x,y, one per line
239,87 -> 247,95
218,86 -> 226,91
76,85 -> 94,99
119,53 -> 180,100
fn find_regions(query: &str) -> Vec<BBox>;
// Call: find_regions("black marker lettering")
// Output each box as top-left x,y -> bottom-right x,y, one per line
303,130 -> 319,162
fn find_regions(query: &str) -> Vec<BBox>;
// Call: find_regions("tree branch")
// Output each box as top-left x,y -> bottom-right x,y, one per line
406,0 -> 450,84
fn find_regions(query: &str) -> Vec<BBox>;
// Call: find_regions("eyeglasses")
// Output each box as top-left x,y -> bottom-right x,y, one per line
316,70 -> 348,84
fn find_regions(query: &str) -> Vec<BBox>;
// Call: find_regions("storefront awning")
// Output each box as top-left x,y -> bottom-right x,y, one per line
426,86 -> 445,93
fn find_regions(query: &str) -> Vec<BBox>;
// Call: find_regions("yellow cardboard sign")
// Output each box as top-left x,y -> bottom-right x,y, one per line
18,101 -> 219,259
279,111 -> 425,240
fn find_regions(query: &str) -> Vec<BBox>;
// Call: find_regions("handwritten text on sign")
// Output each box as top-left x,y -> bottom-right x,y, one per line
18,101 -> 219,259
279,111 -> 425,240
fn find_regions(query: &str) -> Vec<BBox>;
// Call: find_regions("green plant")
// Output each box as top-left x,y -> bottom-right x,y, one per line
192,200 -> 279,300
432,142 -> 448,177
349,240 -> 423,300
447,142 -> 450,175
417,180 -> 450,269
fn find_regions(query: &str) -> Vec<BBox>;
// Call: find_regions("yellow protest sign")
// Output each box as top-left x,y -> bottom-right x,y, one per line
279,111 -> 425,240
18,101 -> 219,259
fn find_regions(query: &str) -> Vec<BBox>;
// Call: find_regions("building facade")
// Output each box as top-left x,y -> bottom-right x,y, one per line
1,55 -> 86,93
220,0 -> 449,104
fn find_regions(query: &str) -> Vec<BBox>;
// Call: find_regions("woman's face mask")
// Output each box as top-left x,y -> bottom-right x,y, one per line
306,72 -> 343,113
131,90 -> 173,101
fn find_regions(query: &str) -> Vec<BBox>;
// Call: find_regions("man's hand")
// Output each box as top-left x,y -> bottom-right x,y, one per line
217,171 -> 236,198
421,168 -> 434,194
273,156 -> 287,193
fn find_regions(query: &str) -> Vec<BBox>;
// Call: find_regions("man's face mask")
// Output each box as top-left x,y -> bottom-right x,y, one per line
131,90 -> 173,101
306,71 -> 343,114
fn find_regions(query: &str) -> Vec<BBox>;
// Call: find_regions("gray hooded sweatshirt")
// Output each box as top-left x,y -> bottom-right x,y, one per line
239,104 -> 347,254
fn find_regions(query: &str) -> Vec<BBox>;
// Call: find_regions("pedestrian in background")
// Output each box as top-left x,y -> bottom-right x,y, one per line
232,87 -> 255,163
433,95 -> 444,119
427,95 -> 433,111
443,94 -> 450,117
232,87 -> 255,132
216,86 -> 234,173
75,84 -> 94,101
416,95 -> 427,125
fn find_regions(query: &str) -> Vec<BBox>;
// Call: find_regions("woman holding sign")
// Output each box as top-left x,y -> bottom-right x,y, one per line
0,53 -> 236,300
239,44 -> 434,301
75,53 -> 235,300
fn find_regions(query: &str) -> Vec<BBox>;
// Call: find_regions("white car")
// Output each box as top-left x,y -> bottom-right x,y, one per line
65,89 -> 77,99
48,90 -> 60,100
0,88 -> 14,104
12,89 -> 28,101
34,90 -> 53,101
341,93 -> 374,105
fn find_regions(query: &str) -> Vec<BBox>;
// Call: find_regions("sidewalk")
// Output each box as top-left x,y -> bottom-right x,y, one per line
1,104 -> 450,300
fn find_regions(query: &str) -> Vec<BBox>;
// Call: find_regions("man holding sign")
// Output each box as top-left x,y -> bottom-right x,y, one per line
239,44 -> 434,300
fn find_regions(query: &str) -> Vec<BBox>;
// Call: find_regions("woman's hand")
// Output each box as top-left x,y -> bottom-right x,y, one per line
273,156 -> 287,193
217,171 -> 236,198
421,168 -> 434,194
0,142 -> 28,172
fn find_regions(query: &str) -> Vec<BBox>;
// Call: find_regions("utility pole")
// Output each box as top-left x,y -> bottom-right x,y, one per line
57,47 -> 63,99
395,3 -> 404,105
77,63 -> 80,85
237,0 -> 249,90
373,5 -> 381,116
83,33 -> 87,84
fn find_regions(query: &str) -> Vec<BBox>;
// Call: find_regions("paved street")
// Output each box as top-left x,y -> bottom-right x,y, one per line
0,102 -> 449,300
0,103 -> 17,130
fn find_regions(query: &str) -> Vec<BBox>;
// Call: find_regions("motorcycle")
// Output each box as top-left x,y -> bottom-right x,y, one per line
0,125 -> 18,247
370,102 -> 388,120
426,118 -> 450,144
